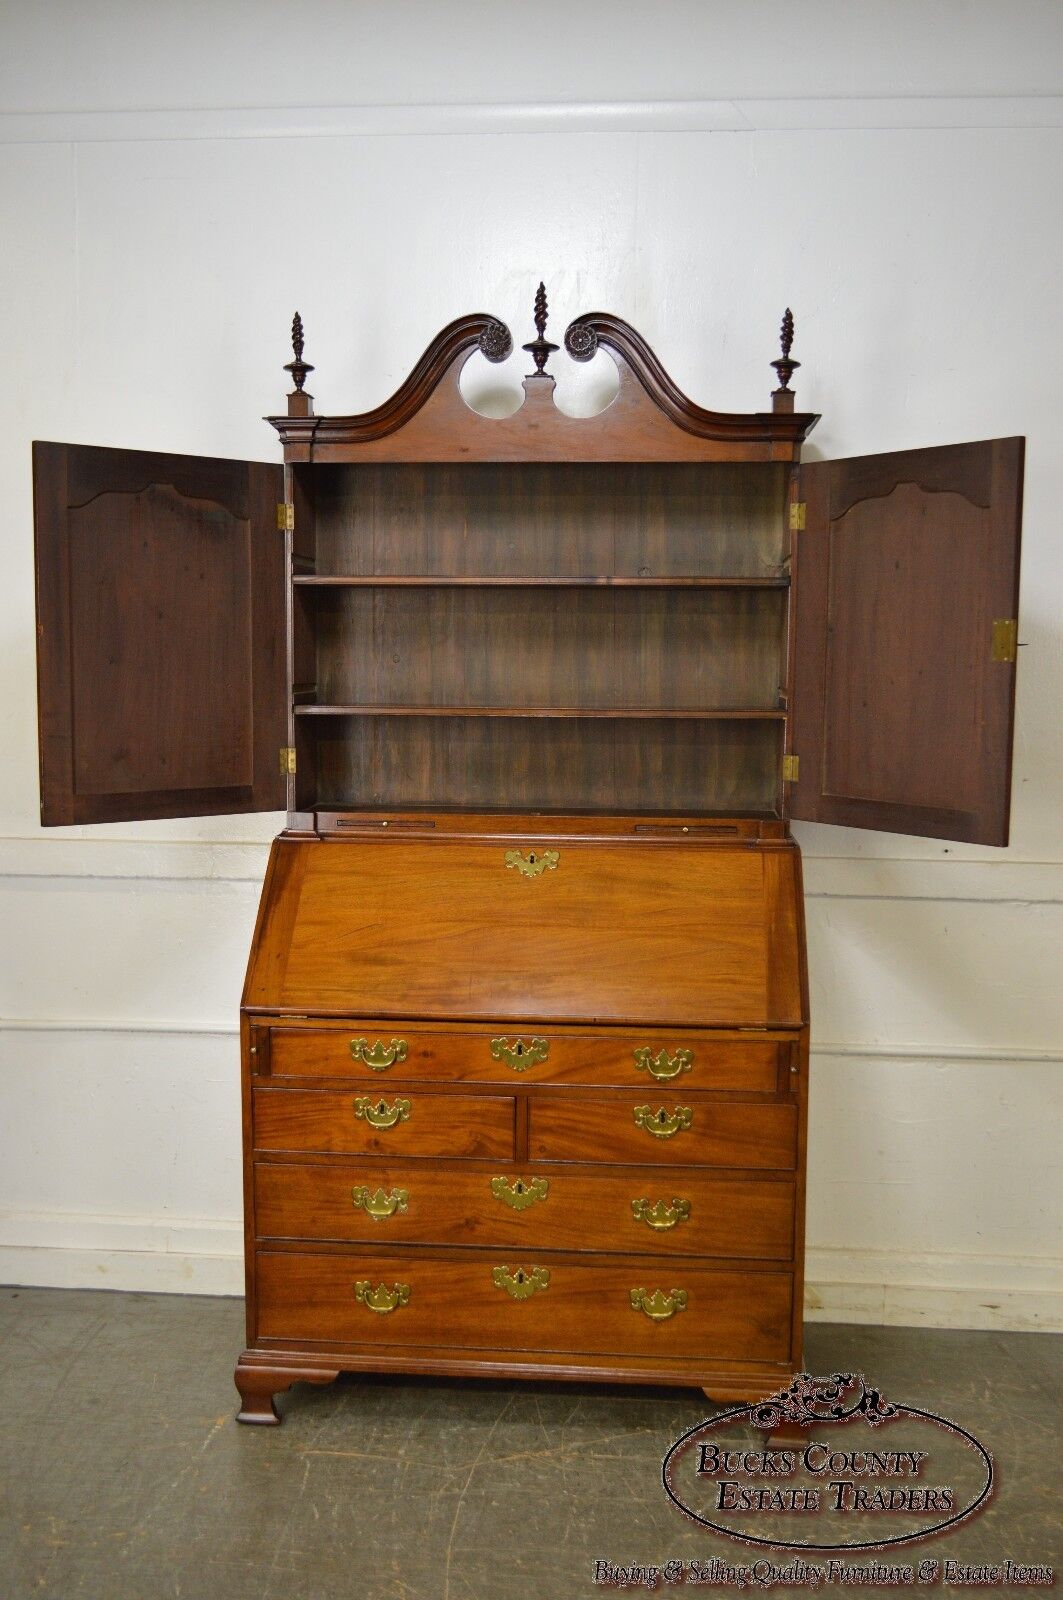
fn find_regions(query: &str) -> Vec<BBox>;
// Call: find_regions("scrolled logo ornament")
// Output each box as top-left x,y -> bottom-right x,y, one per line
749,1372 -> 899,1431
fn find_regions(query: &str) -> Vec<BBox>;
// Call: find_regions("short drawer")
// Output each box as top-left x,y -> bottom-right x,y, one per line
252,1087 -> 514,1159
254,1162 -> 796,1260
263,1023 -> 783,1092
255,1248 -> 793,1364
528,1095 -> 796,1169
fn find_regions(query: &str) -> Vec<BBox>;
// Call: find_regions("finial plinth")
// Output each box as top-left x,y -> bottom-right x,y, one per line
770,306 -> 800,409
522,280 -> 559,376
284,311 -> 315,415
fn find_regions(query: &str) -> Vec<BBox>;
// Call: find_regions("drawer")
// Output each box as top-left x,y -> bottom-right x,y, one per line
252,1087 -> 514,1159
254,1162 -> 796,1260
255,1248 -> 793,1364
528,1095 -> 796,1169
263,1023 -> 783,1092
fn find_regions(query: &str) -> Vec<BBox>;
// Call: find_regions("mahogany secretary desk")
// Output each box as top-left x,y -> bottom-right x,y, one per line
31,289 -> 1023,1424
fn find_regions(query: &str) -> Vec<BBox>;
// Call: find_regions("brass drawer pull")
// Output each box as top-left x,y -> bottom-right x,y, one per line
630,1287 -> 688,1321
493,1265 -> 550,1300
354,1280 -> 411,1314
505,848 -> 559,880
631,1197 -> 692,1232
491,1035 -> 549,1071
633,1104 -> 694,1139
634,1046 -> 693,1082
351,1185 -> 408,1221
350,1037 -> 408,1071
353,1095 -> 412,1130
491,1176 -> 549,1211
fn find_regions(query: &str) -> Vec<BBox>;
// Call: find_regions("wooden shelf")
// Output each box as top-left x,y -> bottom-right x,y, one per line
293,574 -> 789,589
296,705 -> 787,720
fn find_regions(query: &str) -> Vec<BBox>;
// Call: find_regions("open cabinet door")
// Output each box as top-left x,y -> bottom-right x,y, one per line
790,438 -> 1023,845
34,442 -> 286,824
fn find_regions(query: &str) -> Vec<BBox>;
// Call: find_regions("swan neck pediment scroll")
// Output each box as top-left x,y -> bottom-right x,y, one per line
267,288 -> 819,463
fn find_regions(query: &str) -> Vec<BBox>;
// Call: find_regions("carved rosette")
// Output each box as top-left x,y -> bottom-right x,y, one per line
478,319 -> 513,364
564,320 -> 599,362
750,1373 -> 899,1431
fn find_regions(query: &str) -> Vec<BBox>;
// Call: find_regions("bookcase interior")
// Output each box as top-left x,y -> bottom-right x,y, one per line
291,459 -> 793,817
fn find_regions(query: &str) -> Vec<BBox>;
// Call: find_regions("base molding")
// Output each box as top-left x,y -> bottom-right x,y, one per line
234,1345 -> 792,1423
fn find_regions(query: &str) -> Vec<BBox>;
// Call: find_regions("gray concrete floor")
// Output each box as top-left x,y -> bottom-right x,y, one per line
1,1286 -> 1059,1599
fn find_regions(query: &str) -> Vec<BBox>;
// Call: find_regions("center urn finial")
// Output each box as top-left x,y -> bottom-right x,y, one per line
522,281 -> 559,376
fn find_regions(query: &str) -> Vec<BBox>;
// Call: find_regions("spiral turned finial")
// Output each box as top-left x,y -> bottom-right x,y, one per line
522,280 -> 559,376
284,311 -> 315,393
770,307 -> 800,393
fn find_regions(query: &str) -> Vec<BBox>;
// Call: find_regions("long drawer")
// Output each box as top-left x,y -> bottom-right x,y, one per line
255,1249 -> 793,1363
263,1022 -> 784,1092
254,1162 -> 796,1260
528,1095 -> 796,1169
253,1087 -> 515,1159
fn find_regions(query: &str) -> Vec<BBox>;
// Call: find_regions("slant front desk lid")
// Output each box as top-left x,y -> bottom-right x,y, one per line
243,820 -> 805,1028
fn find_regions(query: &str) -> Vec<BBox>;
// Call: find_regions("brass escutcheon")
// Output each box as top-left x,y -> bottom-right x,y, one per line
633,1046 -> 693,1081
630,1287 -> 688,1321
633,1105 -> 694,1140
350,1037 -> 408,1072
490,1035 -> 549,1071
351,1185 -> 409,1221
491,1176 -> 550,1212
353,1095 -> 412,1130
631,1197 -> 692,1232
504,848 -> 559,880
492,1265 -> 550,1300
354,1280 -> 411,1314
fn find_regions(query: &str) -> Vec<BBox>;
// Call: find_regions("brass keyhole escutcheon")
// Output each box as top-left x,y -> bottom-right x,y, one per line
353,1095 -> 412,1130
632,1104 -> 694,1140
491,1176 -> 549,1211
505,848 -> 559,880
490,1035 -> 549,1071
492,1265 -> 550,1300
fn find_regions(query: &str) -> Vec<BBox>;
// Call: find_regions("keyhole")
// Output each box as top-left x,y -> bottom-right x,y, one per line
528,853 -> 538,865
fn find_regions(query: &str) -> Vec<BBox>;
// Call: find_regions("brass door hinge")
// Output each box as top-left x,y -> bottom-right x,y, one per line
789,502 -> 806,532
990,619 -> 1018,663
279,746 -> 297,776
276,503 -> 294,531
783,753 -> 800,783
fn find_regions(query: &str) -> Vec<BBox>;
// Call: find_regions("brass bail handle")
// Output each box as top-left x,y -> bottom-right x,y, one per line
630,1287 -> 688,1321
634,1046 -> 693,1082
354,1280 -> 411,1314
350,1037 -> 408,1072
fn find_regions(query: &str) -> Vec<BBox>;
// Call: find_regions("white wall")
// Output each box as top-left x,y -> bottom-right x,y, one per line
1,1 -> 1061,1328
